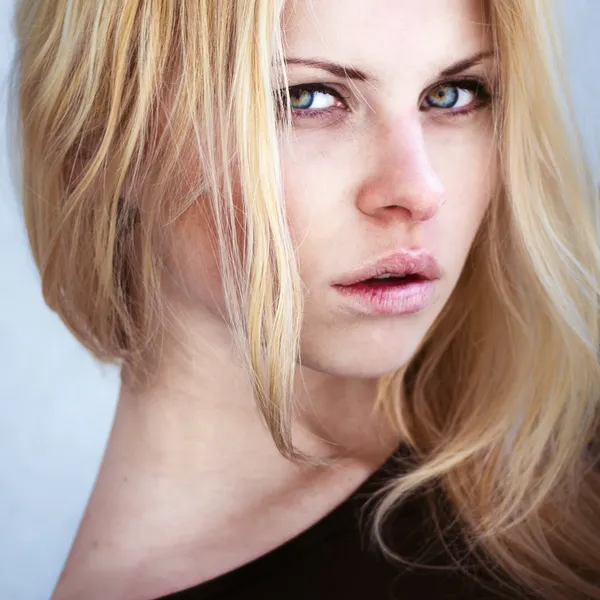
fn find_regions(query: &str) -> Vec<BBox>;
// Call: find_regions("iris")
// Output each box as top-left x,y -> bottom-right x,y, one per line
427,84 -> 460,108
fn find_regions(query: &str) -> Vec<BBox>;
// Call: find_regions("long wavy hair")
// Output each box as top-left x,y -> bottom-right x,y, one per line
13,0 -> 600,598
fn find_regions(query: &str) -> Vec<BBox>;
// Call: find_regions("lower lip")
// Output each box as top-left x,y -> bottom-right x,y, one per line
334,279 -> 436,316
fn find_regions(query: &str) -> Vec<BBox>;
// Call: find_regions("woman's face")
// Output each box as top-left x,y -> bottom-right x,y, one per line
170,0 -> 497,379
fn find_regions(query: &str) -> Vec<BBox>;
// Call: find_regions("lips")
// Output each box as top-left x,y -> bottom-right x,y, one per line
334,250 -> 442,288
332,250 -> 441,316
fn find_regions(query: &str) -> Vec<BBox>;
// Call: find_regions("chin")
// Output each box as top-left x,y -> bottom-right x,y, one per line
299,324 -> 426,380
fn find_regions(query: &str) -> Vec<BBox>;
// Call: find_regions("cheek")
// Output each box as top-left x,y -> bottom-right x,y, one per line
280,139 -> 352,248
429,124 -> 498,245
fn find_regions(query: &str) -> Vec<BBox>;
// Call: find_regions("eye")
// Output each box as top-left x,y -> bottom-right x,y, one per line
280,83 -> 347,121
289,87 -> 339,111
423,79 -> 491,114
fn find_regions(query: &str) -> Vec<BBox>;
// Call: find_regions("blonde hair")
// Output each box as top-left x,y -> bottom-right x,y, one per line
14,1 -> 600,599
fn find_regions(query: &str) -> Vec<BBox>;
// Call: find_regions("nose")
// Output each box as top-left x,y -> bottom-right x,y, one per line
355,115 -> 445,222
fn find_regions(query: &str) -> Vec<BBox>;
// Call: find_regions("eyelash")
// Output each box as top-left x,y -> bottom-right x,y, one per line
280,78 -> 493,122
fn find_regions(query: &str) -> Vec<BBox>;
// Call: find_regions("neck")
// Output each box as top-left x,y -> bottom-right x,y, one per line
113,303 -> 402,484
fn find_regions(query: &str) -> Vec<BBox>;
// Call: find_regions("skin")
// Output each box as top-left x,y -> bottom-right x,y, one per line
53,1 -> 498,598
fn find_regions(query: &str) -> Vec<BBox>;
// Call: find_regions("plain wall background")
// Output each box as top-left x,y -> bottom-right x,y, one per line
1,1 -> 599,599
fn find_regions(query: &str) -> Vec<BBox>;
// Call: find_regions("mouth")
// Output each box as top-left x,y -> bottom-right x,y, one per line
352,273 -> 428,287
333,250 -> 441,316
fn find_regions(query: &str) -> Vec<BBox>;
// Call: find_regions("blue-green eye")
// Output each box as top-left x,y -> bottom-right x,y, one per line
289,86 -> 339,111
425,80 -> 490,111
427,84 -> 471,109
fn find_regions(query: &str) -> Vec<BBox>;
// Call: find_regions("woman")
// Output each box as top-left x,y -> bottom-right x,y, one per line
14,0 -> 600,598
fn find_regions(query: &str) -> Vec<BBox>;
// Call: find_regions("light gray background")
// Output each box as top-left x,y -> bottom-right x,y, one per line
0,1 -> 599,599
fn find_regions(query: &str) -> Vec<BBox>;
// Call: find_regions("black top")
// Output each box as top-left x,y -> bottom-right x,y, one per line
156,446 -> 532,600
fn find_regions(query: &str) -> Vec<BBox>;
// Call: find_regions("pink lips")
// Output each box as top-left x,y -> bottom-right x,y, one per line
333,250 -> 441,316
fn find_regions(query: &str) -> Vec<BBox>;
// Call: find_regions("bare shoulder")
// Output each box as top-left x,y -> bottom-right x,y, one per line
51,506 -> 147,600
50,479 -> 219,600
49,460 -> 213,600
51,451 -> 385,600
50,505 -> 207,600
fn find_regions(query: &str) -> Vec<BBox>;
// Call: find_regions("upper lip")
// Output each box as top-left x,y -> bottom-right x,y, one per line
334,250 -> 442,286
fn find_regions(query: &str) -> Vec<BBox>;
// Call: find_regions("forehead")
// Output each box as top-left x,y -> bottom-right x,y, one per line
282,0 -> 490,77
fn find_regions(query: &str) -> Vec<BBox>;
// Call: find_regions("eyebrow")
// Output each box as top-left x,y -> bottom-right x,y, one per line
439,50 -> 494,77
284,57 -> 371,81
284,50 -> 495,82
